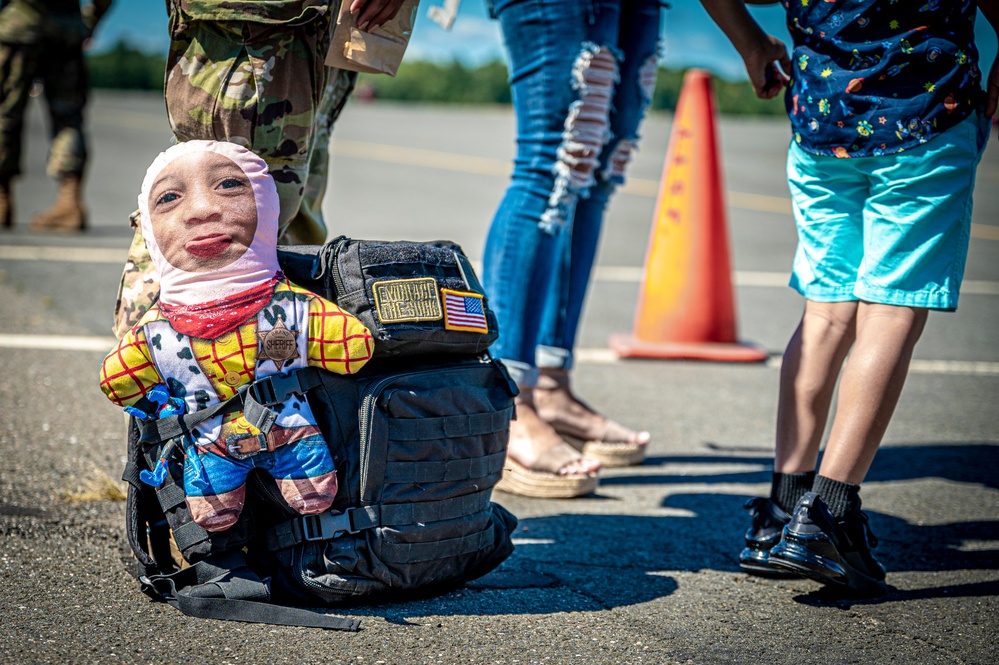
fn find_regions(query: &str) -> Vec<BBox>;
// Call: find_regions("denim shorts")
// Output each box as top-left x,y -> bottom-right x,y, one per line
787,112 -> 989,311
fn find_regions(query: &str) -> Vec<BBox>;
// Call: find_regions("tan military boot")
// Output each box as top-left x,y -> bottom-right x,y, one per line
30,175 -> 86,231
0,179 -> 12,229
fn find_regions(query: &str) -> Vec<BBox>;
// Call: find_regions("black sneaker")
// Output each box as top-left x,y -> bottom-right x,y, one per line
769,491 -> 887,597
739,497 -> 795,577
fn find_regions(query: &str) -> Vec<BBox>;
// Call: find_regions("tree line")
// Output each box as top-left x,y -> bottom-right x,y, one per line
86,42 -> 785,117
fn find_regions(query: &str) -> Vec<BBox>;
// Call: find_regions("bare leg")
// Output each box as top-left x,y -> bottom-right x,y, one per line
818,302 -> 928,484
775,300 -> 858,473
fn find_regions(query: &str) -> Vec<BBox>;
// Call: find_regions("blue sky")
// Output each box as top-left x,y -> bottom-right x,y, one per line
92,1 -> 997,83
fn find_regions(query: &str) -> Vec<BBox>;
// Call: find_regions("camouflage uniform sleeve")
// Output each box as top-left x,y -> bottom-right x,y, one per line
112,226 -> 160,340
99,325 -> 164,408
306,295 -> 374,375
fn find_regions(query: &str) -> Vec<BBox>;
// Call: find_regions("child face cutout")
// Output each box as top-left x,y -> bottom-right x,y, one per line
147,151 -> 259,273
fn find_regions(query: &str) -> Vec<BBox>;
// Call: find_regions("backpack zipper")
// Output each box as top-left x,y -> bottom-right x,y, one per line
310,235 -> 350,301
357,372 -> 401,494
328,236 -> 350,301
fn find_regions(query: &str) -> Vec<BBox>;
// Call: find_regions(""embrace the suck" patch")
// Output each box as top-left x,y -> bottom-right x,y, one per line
372,277 -> 444,324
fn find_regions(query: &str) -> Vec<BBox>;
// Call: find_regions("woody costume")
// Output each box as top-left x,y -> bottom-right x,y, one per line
100,141 -> 374,532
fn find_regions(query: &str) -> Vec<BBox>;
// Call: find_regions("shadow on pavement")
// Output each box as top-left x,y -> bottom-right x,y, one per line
792,578 -> 999,609
662,491 -> 999,574
630,442 -> 999,605
490,512 -> 682,606
602,442 -> 999,490
107,443 -> 997,621
341,513 -> 682,621
370,443 -> 998,618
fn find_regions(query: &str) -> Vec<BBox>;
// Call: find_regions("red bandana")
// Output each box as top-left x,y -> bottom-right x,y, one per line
159,274 -> 281,339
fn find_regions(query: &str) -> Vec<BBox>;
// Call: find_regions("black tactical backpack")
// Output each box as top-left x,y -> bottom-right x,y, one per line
121,238 -> 518,631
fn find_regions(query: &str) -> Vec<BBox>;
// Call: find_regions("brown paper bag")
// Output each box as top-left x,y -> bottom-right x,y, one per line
325,0 -> 419,76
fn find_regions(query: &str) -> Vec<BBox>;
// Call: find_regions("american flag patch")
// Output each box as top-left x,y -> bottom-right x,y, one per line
441,289 -> 489,333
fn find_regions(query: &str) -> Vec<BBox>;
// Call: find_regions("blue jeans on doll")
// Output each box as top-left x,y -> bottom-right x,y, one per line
184,434 -> 335,517
482,0 -> 662,385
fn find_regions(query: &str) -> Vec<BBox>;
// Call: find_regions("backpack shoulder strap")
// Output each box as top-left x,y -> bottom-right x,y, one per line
122,416 -> 177,576
138,367 -> 327,445
141,552 -> 361,631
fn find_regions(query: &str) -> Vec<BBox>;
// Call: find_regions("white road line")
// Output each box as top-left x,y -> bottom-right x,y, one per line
907,359 -> 999,375
574,347 -> 999,375
574,348 -> 620,364
590,265 -> 999,294
510,538 -> 556,545
0,334 -> 995,375
593,266 -> 791,287
0,334 -> 116,352
0,245 -> 126,263
5,246 -> 997,295
591,265 -> 644,282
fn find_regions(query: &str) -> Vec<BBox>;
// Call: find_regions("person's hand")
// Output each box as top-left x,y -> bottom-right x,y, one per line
699,0 -> 790,99
351,0 -> 409,32
742,34 -> 791,99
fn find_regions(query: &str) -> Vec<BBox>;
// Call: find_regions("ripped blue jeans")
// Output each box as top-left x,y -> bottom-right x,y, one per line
482,0 -> 663,386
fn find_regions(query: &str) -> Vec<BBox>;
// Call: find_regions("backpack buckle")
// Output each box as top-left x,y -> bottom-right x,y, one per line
301,510 -> 356,542
250,371 -> 302,406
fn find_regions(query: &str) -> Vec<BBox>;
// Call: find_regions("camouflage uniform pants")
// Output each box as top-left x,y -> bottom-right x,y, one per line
165,15 -> 356,244
113,10 -> 357,338
0,39 -> 88,181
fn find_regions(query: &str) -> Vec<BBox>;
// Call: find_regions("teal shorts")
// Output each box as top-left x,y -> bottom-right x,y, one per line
787,112 -> 989,311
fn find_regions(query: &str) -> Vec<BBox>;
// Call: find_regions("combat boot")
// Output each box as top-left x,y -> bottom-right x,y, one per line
30,175 -> 86,231
0,179 -> 12,229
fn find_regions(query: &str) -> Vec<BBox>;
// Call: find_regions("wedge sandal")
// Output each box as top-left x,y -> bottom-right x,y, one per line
494,442 -> 598,499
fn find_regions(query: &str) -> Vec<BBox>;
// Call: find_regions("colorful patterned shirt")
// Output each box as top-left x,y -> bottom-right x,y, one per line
782,0 -> 984,158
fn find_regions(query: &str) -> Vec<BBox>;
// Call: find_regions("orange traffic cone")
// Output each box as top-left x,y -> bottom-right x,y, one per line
609,69 -> 768,362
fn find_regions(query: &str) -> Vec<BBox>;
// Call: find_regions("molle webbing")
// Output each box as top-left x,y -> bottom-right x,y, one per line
387,407 -> 513,442
265,487 -> 496,552
384,450 -> 507,484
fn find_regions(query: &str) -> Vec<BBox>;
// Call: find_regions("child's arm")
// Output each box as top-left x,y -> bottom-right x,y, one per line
306,296 -> 375,376
99,327 -> 165,408
979,1 -> 999,121
700,0 -> 791,99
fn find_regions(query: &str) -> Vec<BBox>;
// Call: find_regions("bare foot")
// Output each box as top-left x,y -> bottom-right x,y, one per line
534,369 -> 651,446
507,388 -> 601,476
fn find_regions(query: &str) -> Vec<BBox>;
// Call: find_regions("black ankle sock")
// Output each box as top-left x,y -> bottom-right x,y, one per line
770,471 -> 815,514
812,474 -> 861,520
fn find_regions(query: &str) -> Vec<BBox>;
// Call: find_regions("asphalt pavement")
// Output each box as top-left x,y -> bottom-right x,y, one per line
0,89 -> 997,665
